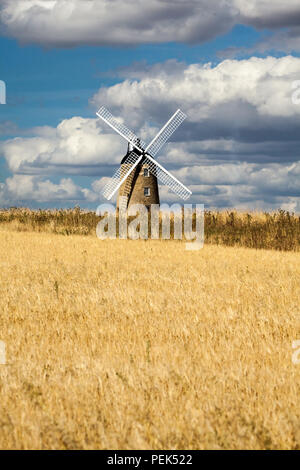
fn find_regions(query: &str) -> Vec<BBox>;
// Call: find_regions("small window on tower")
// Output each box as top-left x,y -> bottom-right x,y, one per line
144,168 -> 150,177
144,187 -> 150,197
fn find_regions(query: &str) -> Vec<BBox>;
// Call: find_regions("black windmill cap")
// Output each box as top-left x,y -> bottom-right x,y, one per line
121,140 -> 144,163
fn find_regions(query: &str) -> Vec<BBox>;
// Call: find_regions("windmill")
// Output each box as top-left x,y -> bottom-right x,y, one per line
96,106 -> 192,210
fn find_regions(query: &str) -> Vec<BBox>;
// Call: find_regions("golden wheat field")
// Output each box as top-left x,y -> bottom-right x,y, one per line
0,227 -> 299,450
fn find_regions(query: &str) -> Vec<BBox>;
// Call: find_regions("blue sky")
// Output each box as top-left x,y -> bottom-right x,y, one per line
0,25 -> 263,130
0,0 -> 300,211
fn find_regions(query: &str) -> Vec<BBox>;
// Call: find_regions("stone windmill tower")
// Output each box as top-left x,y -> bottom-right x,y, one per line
96,107 -> 192,209
117,142 -> 160,211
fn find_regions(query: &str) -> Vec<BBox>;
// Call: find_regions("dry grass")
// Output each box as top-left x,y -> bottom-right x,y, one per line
0,228 -> 299,449
1,207 -> 300,251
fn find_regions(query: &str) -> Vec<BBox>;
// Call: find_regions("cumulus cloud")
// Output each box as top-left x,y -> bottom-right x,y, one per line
219,1 -> 300,56
91,56 -> 300,161
1,56 -> 300,210
0,0 -> 237,47
91,56 -> 300,120
235,0 -> 300,29
0,174 -> 100,206
1,116 -> 126,175
176,161 -> 300,196
156,160 -> 300,210
1,0 -> 300,51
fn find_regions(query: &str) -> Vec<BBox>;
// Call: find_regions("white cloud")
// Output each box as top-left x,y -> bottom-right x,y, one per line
1,116 -> 125,174
1,0 -> 300,50
91,56 -> 300,120
0,0 -> 237,47
235,0 -> 300,28
0,174 -> 100,206
162,160 -> 300,210
3,57 -> 300,174
175,161 -> 300,195
1,56 -> 300,210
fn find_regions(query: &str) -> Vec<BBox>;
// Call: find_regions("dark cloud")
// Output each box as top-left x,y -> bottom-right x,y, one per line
0,0 -> 236,47
1,0 -> 300,53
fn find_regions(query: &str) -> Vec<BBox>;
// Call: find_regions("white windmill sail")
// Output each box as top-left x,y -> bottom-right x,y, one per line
96,107 -> 146,152
144,155 -> 191,200
96,106 -> 192,201
145,109 -> 186,156
102,151 -> 142,200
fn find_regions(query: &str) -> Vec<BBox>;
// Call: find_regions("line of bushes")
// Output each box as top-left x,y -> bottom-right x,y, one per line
0,207 -> 299,251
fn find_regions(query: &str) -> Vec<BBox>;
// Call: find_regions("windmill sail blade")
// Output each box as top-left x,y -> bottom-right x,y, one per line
144,155 -> 191,200
97,106 -> 146,152
145,109 -> 186,157
102,151 -> 143,200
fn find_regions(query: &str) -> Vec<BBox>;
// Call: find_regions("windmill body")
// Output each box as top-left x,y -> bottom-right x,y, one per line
96,107 -> 192,209
117,143 -> 160,211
